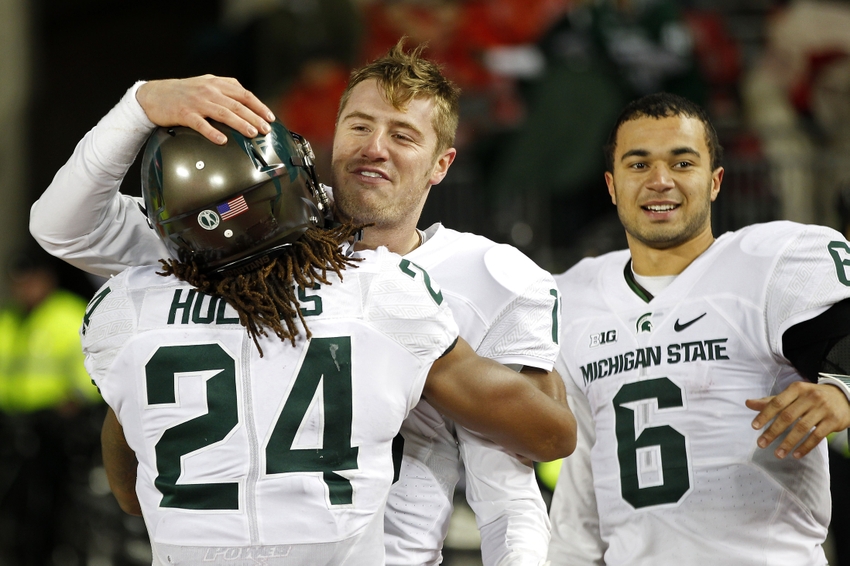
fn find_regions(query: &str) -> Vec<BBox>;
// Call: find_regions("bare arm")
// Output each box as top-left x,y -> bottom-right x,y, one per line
520,365 -> 567,404
101,407 -> 142,516
423,337 -> 576,462
515,366 -> 568,466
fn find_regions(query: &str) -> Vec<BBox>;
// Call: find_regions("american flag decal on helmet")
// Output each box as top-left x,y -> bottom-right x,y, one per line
217,195 -> 248,220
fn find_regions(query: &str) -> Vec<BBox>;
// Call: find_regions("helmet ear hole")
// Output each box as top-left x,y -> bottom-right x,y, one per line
249,144 -> 269,167
141,120 -> 327,273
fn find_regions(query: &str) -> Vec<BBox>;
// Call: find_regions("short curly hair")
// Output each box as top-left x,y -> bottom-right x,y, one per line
604,92 -> 723,172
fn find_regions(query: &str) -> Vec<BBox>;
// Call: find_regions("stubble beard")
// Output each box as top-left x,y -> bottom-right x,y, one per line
331,165 -> 431,229
617,180 -> 713,250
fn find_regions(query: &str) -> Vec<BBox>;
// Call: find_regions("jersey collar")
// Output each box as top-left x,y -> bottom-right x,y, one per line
623,259 -> 654,303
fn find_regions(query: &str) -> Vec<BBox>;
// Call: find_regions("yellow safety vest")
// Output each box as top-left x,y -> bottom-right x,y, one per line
536,458 -> 563,492
0,290 -> 101,413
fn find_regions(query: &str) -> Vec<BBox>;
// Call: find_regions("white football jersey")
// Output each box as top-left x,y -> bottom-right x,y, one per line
82,247 -> 458,566
32,83 -> 561,566
548,221 -> 850,566
385,224 -> 560,566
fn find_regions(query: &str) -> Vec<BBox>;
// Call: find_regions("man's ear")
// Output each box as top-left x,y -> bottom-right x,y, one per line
429,148 -> 457,186
605,172 -> 617,205
710,167 -> 724,202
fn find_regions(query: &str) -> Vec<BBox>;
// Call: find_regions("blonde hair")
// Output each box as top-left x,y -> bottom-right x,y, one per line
337,39 -> 461,155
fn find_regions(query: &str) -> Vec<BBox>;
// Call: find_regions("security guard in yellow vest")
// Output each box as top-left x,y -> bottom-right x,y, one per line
0,287 -> 98,414
0,250 -> 101,565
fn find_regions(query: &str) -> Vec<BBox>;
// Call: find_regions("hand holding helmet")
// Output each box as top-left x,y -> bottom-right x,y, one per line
136,75 -> 276,144
141,119 -> 331,273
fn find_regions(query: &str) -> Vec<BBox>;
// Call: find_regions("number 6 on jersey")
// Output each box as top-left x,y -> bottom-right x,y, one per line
614,377 -> 691,509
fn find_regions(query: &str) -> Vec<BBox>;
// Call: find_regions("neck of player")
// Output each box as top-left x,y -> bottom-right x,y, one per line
354,224 -> 424,256
628,225 -> 716,277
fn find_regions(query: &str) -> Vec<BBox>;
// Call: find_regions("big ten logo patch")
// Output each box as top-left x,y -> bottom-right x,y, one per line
590,329 -> 618,348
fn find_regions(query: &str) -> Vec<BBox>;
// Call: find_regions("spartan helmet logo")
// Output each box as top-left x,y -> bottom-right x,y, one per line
198,209 -> 220,230
636,313 -> 653,334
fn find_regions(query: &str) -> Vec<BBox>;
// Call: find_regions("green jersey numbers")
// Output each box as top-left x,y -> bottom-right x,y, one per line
146,344 -> 240,510
613,377 -> 691,509
828,241 -> 850,286
82,286 -> 112,336
144,338 -> 358,511
399,259 -> 443,305
266,337 -> 358,505
550,288 -> 560,344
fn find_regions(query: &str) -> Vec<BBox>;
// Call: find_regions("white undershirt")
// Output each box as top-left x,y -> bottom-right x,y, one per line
632,268 -> 678,296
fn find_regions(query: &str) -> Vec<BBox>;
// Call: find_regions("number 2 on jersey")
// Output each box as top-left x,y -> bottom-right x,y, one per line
145,338 -> 358,511
613,377 -> 690,509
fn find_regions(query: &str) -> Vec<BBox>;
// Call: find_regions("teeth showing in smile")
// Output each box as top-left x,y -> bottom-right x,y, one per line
643,204 -> 676,212
360,171 -> 382,178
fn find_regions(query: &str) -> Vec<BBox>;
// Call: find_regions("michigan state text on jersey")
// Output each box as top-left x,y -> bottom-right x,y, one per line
551,221 -> 850,566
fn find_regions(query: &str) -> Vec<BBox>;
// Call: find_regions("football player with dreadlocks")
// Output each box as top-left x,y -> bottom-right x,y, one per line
32,42 -> 565,565
84,120 -> 574,565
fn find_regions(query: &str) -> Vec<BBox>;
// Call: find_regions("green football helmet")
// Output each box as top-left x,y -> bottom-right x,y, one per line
141,120 -> 330,273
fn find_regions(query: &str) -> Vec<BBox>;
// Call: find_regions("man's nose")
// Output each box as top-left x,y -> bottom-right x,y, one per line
646,164 -> 674,191
361,130 -> 389,160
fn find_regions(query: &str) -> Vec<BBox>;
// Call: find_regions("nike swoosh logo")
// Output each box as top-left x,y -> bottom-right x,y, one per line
674,313 -> 706,332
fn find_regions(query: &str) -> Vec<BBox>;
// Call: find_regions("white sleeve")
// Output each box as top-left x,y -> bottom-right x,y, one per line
459,261 -> 559,565
764,223 -> 850,355
29,81 -> 170,277
365,252 -> 460,365
546,359 -> 606,565
457,426 -> 549,566
80,271 -> 139,403
476,263 -> 560,372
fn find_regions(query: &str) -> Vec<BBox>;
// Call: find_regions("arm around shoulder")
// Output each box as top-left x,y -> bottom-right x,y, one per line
423,338 -> 576,462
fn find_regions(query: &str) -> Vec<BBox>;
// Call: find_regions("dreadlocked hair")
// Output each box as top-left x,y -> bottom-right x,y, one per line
158,223 -> 364,356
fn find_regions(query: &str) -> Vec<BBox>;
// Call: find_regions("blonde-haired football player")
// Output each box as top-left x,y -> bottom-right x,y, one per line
33,41 -> 568,566
85,120 -> 574,565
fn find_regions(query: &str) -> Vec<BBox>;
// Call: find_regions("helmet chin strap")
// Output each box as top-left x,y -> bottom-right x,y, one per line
290,131 -> 332,217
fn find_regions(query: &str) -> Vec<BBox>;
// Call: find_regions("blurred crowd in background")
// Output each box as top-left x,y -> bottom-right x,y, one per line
0,0 -> 849,564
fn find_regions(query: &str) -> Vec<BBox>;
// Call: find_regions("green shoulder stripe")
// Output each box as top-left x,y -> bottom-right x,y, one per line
82,287 -> 112,336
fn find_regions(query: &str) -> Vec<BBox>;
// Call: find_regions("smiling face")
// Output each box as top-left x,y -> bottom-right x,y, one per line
606,115 -> 723,258
331,79 -> 456,232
